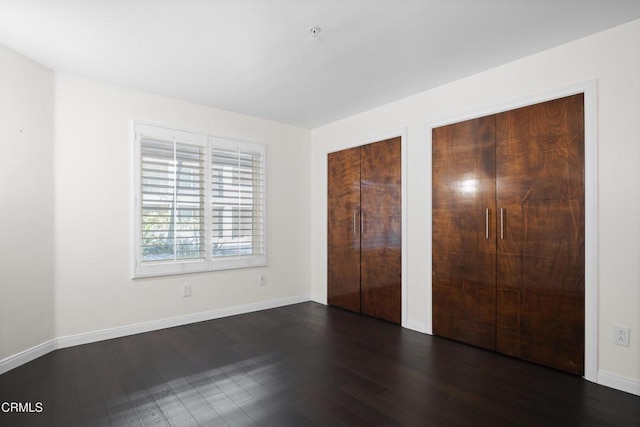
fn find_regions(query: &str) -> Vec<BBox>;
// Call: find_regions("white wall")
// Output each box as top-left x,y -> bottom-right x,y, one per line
310,19 -> 640,389
53,74 -> 311,338
0,44 -> 55,360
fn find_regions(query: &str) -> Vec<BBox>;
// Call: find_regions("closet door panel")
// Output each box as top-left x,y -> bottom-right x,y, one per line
496,94 -> 584,140
327,147 -> 361,313
496,94 -> 585,375
432,117 -> 497,350
360,137 -> 402,324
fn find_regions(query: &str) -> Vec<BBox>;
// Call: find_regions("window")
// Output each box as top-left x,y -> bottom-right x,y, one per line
133,123 -> 266,278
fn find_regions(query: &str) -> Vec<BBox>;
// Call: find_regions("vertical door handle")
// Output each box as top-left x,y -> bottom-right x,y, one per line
485,208 -> 489,239
353,210 -> 357,234
500,208 -> 504,239
361,211 -> 365,235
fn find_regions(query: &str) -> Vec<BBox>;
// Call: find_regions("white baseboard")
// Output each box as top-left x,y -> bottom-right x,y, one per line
405,319 -> 429,334
597,370 -> 640,396
0,339 -> 57,376
0,294 -> 310,375
310,293 -> 326,304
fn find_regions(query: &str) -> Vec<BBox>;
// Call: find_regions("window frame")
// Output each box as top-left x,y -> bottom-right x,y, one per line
133,122 -> 267,278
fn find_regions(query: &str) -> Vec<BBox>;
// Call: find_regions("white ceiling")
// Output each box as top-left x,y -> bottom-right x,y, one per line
1,1 -> 639,128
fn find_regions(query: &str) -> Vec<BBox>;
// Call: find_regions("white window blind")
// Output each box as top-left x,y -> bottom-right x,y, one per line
211,145 -> 265,259
134,123 -> 266,278
140,138 -> 205,263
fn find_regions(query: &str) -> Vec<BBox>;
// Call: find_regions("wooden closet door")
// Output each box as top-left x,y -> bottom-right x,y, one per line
432,116 -> 497,350
495,94 -> 585,375
361,137 -> 402,324
327,147 -> 361,313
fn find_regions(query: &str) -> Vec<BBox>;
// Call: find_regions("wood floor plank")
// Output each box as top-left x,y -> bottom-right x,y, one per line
1,302 -> 639,426
205,390 -> 255,426
84,341 -> 143,426
65,346 -> 111,425
167,377 -> 228,426
327,388 -> 401,427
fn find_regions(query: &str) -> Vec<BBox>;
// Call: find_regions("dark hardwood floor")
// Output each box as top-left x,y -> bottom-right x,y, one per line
1,302 -> 638,426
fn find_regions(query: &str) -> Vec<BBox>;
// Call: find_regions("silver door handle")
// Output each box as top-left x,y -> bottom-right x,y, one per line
485,208 -> 489,239
500,208 -> 504,239
353,211 -> 356,234
361,211 -> 365,235
353,210 -> 357,234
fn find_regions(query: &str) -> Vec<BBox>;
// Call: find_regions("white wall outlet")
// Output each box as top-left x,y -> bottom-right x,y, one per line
181,283 -> 191,297
613,326 -> 630,347
259,274 -> 267,286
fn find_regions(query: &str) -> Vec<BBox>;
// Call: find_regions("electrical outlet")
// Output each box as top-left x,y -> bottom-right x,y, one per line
259,274 -> 267,286
613,326 -> 630,347
181,283 -> 191,297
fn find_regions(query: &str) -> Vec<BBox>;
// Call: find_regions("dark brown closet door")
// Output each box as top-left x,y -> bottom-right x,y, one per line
432,116 -> 497,350
361,137 -> 402,324
328,147 -> 361,313
495,94 -> 585,375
